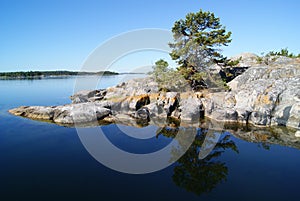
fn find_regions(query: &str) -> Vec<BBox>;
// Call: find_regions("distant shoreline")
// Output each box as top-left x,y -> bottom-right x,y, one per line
0,70 -> 144,80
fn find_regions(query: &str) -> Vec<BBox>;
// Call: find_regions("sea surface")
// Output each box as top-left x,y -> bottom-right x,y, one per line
1,75 -> 300,201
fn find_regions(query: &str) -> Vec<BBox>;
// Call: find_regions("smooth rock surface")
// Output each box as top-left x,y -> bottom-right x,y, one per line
9,102 -> 111,124
70,90 -> 106,103
179,93 -> 204,121
295,130 -> 300,138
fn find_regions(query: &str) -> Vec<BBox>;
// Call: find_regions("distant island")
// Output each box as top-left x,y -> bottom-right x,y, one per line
0,70 -> 119,79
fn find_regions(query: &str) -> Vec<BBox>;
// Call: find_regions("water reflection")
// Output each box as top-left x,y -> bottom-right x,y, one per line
158,126 -> 238,195
14,111 -> 300,195
32,114 -> 300,195
146,118 -> 299,195
222,123 -> 300,150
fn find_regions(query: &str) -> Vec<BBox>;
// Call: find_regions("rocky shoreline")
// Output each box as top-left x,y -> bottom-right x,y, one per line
9,53 -> 300,133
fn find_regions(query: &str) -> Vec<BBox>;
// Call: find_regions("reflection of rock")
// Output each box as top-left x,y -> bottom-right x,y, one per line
156,119 -> 299,195
168,129 -> 238,196
221,123 -> 300,150
156,124 -> 233,196
134,107 -> 150,121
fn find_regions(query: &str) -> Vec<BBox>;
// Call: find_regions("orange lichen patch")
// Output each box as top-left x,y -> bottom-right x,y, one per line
294,58 -> 300,64
253,132 -> 270,141
194,92 -> 204,98
256,94 -> 273,105
179,92 -> 194,99
106,94 -> 151,103
204,93 -> 213,100
179,91 -> 210,100
195,89 -> 210,98
105,95 -> 126,102
170,97 -> 177,103
8,108 -> 21,116
225,96 -> 236,105
106,87 -> 117,93
127,94 -> 149,102
158,94 -> 167,101
264,85 -> 274,93
149,93 -> 160,100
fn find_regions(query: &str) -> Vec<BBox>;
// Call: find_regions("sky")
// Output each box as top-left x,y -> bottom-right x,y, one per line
0,0 -> 300,72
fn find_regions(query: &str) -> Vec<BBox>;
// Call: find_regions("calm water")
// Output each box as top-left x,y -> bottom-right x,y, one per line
1,75 -> 300,201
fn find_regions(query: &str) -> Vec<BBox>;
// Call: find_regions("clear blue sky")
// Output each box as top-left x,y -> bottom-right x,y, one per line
0,0 -> 299,72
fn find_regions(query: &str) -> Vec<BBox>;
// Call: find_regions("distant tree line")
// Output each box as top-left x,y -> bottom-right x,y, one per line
256,48 -> 300,65
0,70 -> 118,79
266,48 -> 300,58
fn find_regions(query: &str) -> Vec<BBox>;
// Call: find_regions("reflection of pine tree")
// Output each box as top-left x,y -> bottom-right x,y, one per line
159,127 -> 238,195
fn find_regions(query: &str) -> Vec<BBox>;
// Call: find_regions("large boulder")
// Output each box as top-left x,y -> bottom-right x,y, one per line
104,77 -> 159,100
179,93 -> 204,121
53,103 -> 111,124
141,92 -> 180,119
70,89 -> 106,103
155,92 -> 180,116
9,106 -> 55,120
229,52 -> 260,67
206,65 -> 300,129
128,94 -> 150,111
144,102 -> 167,118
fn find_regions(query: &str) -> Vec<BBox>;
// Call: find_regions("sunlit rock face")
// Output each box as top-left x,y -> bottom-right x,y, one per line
8,55 -> 300,131
207,64 -> 300,129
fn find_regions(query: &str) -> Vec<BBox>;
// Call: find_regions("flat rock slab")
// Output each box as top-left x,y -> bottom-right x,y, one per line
9,102 -> 111,124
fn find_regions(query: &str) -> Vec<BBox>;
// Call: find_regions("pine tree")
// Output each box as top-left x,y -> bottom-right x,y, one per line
169,10 -> 232,90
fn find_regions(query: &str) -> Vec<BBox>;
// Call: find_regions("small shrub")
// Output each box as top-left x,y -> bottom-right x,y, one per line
150,59 -> 189,92
267,48 -> 300,58
226,57 -> 242,67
